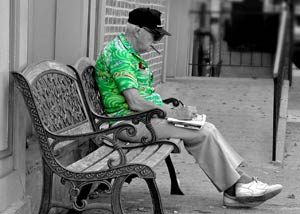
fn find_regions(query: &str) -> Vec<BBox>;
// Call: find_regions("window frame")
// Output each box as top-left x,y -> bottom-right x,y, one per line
0,0 -> 15,159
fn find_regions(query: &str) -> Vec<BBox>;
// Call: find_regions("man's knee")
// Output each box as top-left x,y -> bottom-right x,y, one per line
184,122 -> 218,146
202,122 -> 217,135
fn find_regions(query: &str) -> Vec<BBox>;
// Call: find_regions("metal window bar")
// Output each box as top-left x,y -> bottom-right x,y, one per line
272,2 -> 292,161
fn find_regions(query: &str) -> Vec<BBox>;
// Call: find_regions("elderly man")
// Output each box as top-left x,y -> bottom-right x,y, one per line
94,7 -> 282,208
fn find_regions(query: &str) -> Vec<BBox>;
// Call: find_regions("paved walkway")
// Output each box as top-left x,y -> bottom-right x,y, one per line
288,69 -> 300,122
87,75 -> 299,214
156,77 -> 275,164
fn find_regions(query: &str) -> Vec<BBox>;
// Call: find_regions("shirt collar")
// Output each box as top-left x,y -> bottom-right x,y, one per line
117,33 -> 146,64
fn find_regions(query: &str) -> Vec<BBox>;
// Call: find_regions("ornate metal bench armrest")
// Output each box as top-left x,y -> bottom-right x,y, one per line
90,108 -> 166,145
47,122 -> 135,147
162,98 -> 184,107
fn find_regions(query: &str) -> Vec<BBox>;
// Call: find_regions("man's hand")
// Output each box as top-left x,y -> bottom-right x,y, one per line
123,88 -> 198,120
168,105 -> 198,120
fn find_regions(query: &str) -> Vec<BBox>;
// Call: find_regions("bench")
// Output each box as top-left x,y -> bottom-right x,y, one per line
12,60 -> 183,214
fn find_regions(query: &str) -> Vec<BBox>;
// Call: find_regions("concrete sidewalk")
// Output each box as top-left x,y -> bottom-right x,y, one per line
88,75 -> 300,214
157,77 -> 275,164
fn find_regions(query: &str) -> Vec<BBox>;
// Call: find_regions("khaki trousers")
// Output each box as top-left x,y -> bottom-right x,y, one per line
120,119 -> 244,192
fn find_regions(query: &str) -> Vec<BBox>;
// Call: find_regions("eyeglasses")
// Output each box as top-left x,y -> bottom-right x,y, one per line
143,27 -> 164,42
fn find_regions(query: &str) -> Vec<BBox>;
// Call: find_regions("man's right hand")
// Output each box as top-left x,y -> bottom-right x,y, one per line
168,105 -> 197,120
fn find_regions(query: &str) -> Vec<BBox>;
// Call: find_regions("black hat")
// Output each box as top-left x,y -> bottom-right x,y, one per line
128,8 -> 171,40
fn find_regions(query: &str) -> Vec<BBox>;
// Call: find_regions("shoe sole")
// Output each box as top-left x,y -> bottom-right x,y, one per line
236,187 -> 282,203
224,201 -> 264,208
223,194 -> 264,208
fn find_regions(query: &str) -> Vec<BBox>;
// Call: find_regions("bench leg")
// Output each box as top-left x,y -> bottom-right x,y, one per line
165,155 -> 184,195
111,175 -> 164,214
39,162 -> 53,214
145,177 -> 165,214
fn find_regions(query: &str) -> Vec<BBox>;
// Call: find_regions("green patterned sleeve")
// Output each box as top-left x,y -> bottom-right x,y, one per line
109,50 -> 139,92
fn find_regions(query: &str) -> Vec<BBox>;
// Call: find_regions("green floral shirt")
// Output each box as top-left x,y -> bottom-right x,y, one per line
95,33 -> 163,117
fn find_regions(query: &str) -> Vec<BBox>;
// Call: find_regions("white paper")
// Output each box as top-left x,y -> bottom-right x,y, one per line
167,114 -> 206,128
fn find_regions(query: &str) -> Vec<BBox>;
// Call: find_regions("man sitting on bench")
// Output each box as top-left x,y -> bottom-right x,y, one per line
94,7 -> 282,208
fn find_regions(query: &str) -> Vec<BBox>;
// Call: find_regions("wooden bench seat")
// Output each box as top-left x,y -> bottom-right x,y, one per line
67,138 -> 182,172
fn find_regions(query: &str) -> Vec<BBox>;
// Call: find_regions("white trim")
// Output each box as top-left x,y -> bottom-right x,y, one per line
17,0 -> 28,69
27,0 -> 34,64
95,0 -> 106,58
162,0 -> 171,83
55,0 -> 89,64
88,0 -> 96,59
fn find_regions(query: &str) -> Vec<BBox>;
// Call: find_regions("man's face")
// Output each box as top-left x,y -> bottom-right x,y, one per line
136,28 -> 155,53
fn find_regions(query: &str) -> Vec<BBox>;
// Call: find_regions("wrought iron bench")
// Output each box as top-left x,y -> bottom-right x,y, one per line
12,60 -> 183,214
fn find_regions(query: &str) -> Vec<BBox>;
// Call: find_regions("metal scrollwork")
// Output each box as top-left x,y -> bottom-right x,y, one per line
132,108 -> 166,145
31,72 -> 87,132
82,66 -> 104,115
98,124 -> 136,168
69,186 -> 80,198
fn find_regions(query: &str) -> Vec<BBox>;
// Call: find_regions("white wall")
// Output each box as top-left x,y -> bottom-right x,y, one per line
28,0 -> 56,63
55,0 -> 89,64
166,0 -> 193,77
28,0 -> 94,65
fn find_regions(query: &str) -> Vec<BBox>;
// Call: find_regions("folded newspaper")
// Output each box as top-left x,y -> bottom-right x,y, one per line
167,114 -> 206,130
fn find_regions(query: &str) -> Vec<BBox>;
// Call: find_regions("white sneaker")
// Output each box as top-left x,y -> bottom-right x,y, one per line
235,177 -> 282,202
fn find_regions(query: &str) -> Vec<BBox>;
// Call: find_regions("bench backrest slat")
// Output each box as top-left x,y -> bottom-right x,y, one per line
28,61 -> 93,134
32,72 -> 89,133
81,65 -> 104,116
73,57 -> 109,130
74,57 -> 104,116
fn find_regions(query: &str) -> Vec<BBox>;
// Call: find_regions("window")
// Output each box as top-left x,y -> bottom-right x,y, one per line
0,0 -> 12,159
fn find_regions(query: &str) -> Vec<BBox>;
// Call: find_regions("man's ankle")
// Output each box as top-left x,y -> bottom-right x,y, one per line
236,173 -> 252,184
224,184 -> 236,196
